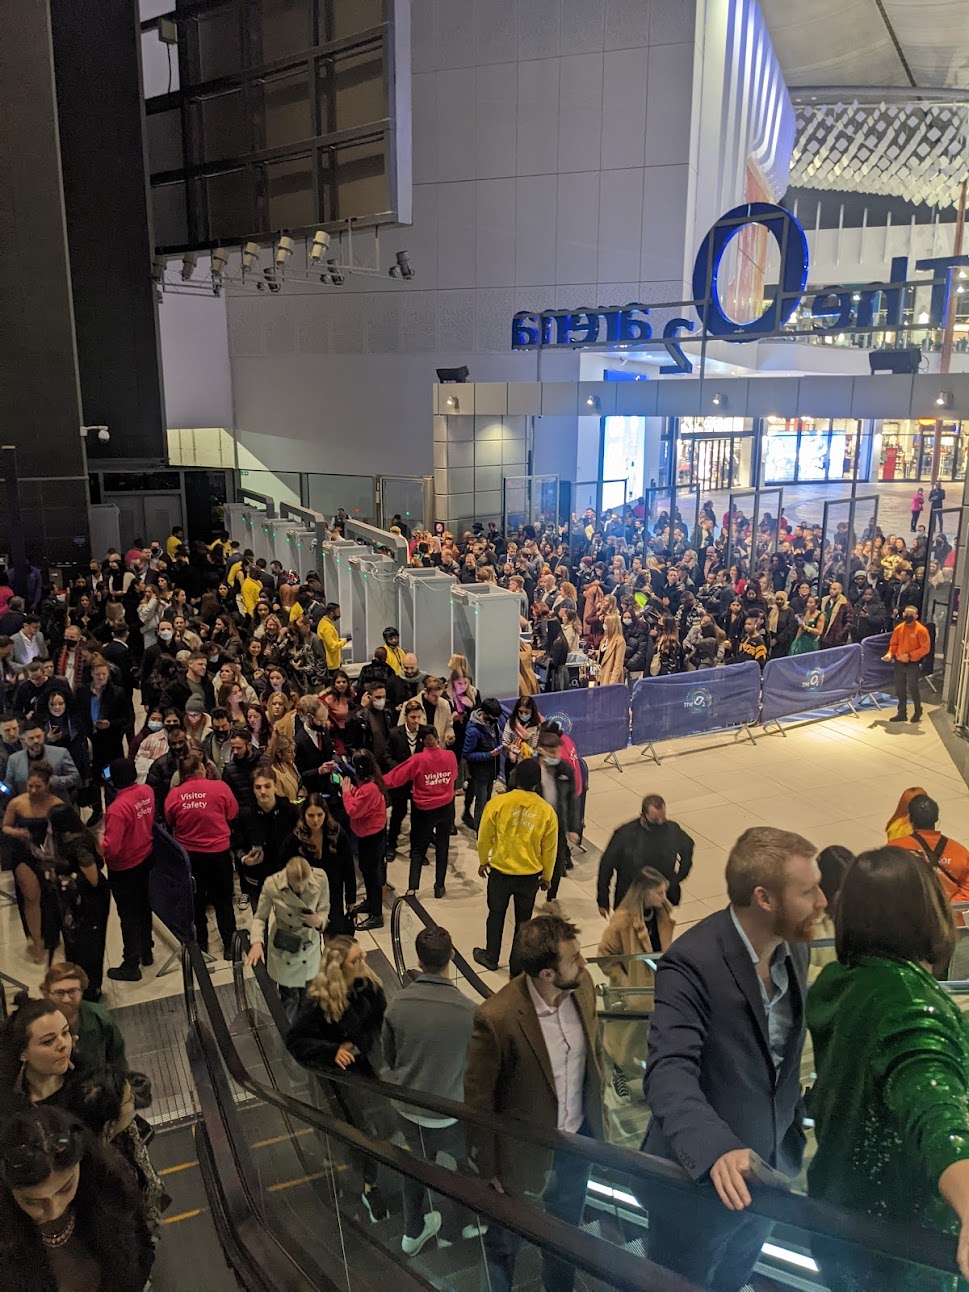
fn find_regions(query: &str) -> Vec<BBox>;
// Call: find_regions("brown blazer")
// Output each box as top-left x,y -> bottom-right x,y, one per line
463,971 -> 603,1197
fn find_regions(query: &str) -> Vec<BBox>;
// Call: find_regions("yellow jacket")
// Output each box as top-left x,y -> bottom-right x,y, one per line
318,616 -> 346,669
477,789 -> 558,882
241,575 -> 263,617
384,643 -> 405,676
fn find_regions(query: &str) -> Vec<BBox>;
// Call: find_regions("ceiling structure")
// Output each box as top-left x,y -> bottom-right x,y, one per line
758,0 -> 969,91
759,0 -> 969,208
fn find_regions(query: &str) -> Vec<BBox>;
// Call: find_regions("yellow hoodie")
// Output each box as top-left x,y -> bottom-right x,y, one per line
477,789 -> 558,882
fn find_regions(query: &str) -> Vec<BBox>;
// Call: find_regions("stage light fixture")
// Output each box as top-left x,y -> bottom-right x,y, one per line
712,392 -> 727,408
242,241 -> 260,272
275,234 -> 294,267
309,230 -> 331,262
180,252 -> 198,281
262,267 -> 280,293
389,249 -> 415,280
211,248 -> 229,274
585,395 -> 600,409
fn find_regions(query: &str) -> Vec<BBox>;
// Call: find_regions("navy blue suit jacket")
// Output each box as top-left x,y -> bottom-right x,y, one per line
642,906 -> 808,1183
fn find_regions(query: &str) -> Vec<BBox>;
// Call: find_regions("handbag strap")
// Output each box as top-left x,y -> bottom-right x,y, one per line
911,830 -> 957,884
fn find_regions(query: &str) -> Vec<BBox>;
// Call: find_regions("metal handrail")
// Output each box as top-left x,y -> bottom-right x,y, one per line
390,893 -> 494,997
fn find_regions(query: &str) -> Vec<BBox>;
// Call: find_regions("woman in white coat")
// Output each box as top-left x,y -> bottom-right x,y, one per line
246,856 -> 330,1021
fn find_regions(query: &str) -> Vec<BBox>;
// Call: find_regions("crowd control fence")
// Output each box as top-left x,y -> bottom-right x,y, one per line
495,643 -> 898,768
149,822 -> 206,976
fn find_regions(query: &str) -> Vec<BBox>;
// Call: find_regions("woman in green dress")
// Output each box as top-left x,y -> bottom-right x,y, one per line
788,595 -> 825,656
807,846 -> 969,1290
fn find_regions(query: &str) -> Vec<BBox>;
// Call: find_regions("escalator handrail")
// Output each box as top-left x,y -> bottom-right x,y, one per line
226,933 -> 960,1278
390,894 -> 494,996
184,941 -> 693,1292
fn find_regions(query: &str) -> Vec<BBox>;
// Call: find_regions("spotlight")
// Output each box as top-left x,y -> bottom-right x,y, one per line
936,391 -> 953,408
437,366 -> 470,383
242,241 -> 260,272
180,252 -> 198,281
319,258 -> 344,286
262,267 -> 280,293
151,255 -> 167,283
712,392 -> 727,408
869,346 -> 922,375
97,428 -> 111,443
211,247 -> 229,275
388,249 -> 415,280
446,395 -> 459,409
585,395 -> 600,409
275,234 -> 294,267
309,230 -> 331,263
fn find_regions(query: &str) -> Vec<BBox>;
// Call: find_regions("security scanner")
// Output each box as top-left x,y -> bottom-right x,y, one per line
396,568 -> 455,678
344,519 -> 409,568
450,584 -> 520,699
265,518 -> 309,565
320,540 -> 372,624
347,554 -> 398,664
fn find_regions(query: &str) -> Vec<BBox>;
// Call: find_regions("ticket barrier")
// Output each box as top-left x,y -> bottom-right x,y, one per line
450,584 -> 520,699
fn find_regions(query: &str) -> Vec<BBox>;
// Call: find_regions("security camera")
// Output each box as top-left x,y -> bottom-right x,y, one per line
97,428 -> 111,443
388,250 -> 414,280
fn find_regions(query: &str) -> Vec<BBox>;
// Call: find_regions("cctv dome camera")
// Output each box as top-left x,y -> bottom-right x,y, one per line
97,428 -> 110,443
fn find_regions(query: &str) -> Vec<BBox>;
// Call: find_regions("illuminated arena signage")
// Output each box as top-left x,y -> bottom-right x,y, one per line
511,201 -> 969,371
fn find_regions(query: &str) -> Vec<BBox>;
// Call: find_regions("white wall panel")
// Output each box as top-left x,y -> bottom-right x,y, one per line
436,182 -> 478,288
644,41 -> 696,168
411,72 -> 438,184
649,0 -> 700,45
555,172 -> 601,285
641,163 -> 692,285
475,63 -> 518,180
519,0 -> 562,59
604,0 -> 651,50
557,53 -> 604,173
410,0 -> 440,74
437,69 -> 478,181
560,0 -> 605,55
515,174 -> 559,285
516,58 -> 561,174
437,0 -> 476,69
475,178 -> 517,287
600,47 -> 649,169
597,168 -> 645,283
475,0 -> 518,66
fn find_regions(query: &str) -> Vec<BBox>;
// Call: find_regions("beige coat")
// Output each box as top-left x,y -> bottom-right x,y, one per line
597,631 -> 626,686
597,904 -> 674,1073
397,694 -> 455,746
249,868 -> 330,988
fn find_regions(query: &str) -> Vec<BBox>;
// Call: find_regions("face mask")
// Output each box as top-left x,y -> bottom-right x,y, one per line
147,719 -> 163,732
518,710 -> 531,721
622,618 -> 632,627
541,754 -> 560,766
159,630 -> 173,642
372,698 -> 387,711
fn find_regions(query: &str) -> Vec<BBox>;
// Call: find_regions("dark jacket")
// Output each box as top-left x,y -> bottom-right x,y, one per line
101,639 -> 135,696
851,596 -> 890,642
596,817 -> 694,909
286,978 -> 387,1076
387,724 -> 430,767
221,751 -> 260,811
232,797 -> 299,896
536,759 -> 578,856
158,673 -> 216,715
462,710 -> 502,763
76,680 -> 132,766
642,907 -> 809,1182
294,721 -> 336,797
346,706 -> 394,770
146,750 -> 180,818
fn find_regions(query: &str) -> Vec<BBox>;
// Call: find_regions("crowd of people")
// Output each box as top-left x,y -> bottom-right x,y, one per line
0,503 -> 965,1290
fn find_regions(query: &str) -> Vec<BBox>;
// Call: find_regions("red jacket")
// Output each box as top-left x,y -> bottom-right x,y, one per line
164,778 -> 238,853
103,783 -> 154,871
384,747 -> 457,809
341,780 -> 387,838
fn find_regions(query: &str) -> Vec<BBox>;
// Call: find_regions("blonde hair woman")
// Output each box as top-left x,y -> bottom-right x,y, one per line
598,867 -> 674,1096
266,690 -> 296,741
246,856 -> 329,1020
268,734 -> 301,802
597,612 -> 626,686
285,936 -> 389,1221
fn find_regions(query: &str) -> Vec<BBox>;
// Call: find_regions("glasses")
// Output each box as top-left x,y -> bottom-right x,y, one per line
163,722 -> 181,730
48,988 -> 82,1000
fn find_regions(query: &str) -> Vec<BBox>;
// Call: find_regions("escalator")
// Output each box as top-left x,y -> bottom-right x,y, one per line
182,902 -> 963,1292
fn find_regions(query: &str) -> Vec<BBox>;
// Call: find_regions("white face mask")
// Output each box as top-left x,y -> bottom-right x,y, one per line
159,630 -> 173,642
147,719 -> 163,732
372,698 -> 386,711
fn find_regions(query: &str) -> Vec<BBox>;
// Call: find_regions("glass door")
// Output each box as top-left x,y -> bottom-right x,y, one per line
377,476 -> 430,531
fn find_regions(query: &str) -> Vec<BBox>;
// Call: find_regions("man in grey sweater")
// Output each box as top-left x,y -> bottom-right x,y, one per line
381,925 -> 481,1256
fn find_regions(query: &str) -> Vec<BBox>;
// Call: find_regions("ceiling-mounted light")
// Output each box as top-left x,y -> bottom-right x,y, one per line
180,252 -> 198,281
585,395 -> 600,409
211,248 -> 229,275
446,395 -> 458,409
712,392 -> 727,408
936,390 -> 953,408
388,249 -> 415,280
309,230 -> 331,263
241,241 -> 260,272
320,258 -> 344,286
275,234 -> 294,267
151,255 -> 167,283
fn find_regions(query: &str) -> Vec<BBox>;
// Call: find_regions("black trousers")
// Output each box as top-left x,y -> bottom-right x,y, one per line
408,802 -> 454,891
894,660 -> 922,715
108,863 -> 153,968
62,922 -> 108,998
643,1184 -> 773,1292
357,830 -> 386,917
465,763 -> 496,832
485,869 -> 542,975
397,1116 -> 476,1241
388,785 -> 411,851
188,849 -> 235,954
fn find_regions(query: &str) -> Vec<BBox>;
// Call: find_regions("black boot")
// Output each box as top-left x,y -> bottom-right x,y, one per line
889,711 -> 907,723
107,962 -> 142,982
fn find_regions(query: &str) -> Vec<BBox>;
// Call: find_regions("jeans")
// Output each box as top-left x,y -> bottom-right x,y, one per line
278,984 -> 304,1024
357,829 -> 386,917
108,862 -> 153,967
465,762 -> 497,833
643,1184 -> 773,1292
397,1117 -> 476,1241
409,803 -> 454,891
894,659 -> 922,716
484,869 -> 542,974
187,849 -> 236,954
481,1143 -> 591,1292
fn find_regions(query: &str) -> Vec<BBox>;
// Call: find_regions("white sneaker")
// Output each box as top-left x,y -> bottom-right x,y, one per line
461,1221 -> 488,1239
401,1210 -> 442,1256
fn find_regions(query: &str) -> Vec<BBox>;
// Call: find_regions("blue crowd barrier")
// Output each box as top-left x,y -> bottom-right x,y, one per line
149,822 -> 196,946
760,644 -> 862,725
859,633 -> 895,693
499,685 -> 631,757
631,663 -> 762,747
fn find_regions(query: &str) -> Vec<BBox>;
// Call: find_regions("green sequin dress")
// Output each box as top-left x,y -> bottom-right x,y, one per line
807,956 -> 969,1291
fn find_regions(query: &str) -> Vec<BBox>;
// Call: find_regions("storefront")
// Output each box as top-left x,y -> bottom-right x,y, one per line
876,419 -> 968,483
761,417 -> 872,484
674,417 -> 756,491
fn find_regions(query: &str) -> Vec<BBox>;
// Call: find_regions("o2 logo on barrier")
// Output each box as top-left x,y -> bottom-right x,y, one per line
802,668 -> 825,691
684,687 -> 713,712
543,711 -> 574,736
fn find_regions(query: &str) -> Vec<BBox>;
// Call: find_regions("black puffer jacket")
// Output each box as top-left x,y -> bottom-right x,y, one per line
623,620 -> 652,673
286,978 -> 386,1076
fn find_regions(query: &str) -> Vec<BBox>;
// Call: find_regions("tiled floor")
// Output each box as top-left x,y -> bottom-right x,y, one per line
4,693 -> 959,1010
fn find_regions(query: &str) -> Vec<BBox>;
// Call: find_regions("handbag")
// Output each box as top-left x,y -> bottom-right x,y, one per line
272,926 -> 306,955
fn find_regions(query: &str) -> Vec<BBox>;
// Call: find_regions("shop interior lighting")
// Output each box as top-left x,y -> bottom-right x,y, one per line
711,393 -> 726,407
180,252 -> 198,281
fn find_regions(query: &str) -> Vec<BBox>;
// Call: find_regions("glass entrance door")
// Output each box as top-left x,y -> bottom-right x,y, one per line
377,477 -> 429,531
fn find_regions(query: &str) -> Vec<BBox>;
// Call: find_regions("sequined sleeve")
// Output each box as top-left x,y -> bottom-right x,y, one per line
875,996 -> 969,1184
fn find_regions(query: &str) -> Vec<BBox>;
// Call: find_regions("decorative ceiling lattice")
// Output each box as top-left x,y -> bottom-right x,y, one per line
790,100 -> 969,209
